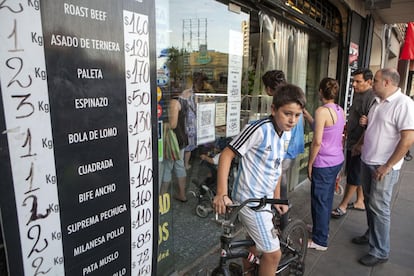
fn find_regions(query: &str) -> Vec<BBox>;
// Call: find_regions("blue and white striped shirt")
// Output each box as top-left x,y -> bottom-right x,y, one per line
229,117 -> 291,203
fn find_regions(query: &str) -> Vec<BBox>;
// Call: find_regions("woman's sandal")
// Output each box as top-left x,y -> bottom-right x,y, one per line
347,202 -> 365,211
331,207 -> 346,218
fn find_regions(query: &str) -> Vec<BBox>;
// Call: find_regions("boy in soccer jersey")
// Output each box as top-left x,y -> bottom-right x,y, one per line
213,84 -> 306,276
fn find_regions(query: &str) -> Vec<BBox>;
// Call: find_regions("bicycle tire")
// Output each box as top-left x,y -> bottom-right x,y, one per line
279,219 -> 308,275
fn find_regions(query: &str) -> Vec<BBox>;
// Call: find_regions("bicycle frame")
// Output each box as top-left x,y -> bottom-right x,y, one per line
213,198 -> 290,275
276,240 -> 302,273
212,197 -> 308,276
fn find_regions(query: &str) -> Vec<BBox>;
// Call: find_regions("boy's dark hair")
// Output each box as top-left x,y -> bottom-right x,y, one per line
319,77 -> 339,100
262,70 -> 286,91
352,68 -> 373,81
272,84 -> 306,109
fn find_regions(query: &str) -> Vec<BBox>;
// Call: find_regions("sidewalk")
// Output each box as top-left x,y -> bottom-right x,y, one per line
183,147 -> 414,275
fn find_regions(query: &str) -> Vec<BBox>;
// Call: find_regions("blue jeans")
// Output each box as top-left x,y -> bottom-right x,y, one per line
360,162 -> 399,258
311,163 -> 343,247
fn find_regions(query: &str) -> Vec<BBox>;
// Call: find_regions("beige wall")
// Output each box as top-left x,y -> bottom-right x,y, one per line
340,0 -> 367,16
370,33 -> 382,73
328,45 -> 338,77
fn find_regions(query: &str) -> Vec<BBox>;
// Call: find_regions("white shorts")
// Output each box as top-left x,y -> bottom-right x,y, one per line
239,206 -> 280,253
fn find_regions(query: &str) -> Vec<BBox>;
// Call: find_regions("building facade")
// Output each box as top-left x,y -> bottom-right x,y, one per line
0,1 -> 411,276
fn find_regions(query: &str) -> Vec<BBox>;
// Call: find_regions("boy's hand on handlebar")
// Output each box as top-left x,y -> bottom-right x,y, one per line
213,194 -> 232,215
274,204 -> 289,215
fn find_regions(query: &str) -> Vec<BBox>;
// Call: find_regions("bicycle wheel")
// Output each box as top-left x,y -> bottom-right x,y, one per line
279,219 -> 308,275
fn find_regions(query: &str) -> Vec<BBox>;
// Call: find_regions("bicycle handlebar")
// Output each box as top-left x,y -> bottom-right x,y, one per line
218,197 -> 289,226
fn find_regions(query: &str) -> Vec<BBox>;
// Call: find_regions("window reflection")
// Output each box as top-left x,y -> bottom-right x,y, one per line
156,0 -> 249,274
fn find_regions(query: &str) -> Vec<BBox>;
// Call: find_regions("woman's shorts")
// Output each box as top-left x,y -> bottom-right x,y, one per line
185,144 -> 197,152
162,148 -> 186,182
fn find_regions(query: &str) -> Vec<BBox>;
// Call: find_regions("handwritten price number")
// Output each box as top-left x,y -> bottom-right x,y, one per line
125,13 -> 149,85
1,1 -> 52,274
127,89 -> 150,105
136,248 -> 150,266
136,164 -> 153,188
136,264 -> 151,276
129,110 -> 151,135
134,231 -> 151,250
125,38 -> 149,57
131,208 -> 151,230
131,231 -> 151,251
129,165 -> 153,188
126,58 -> 149,84
131,189 -> 152,208
130,137 -> 152,163
124,12 -> 148,35
131,257 -> 151,275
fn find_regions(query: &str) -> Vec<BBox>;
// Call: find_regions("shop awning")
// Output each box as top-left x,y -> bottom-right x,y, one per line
400,22 -> 414,60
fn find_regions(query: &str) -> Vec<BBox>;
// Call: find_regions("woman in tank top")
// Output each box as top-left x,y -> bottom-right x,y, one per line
305,77 -> 345,251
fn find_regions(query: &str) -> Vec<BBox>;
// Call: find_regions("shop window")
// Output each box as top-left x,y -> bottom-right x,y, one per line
155,1 -> 333,274
155,0 -> 249,274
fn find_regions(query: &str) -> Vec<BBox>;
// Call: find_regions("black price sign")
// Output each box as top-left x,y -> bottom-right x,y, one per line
0,1 -> 156,275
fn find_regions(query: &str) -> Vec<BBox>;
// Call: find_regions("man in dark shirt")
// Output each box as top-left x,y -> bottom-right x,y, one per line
331,68 -> 375,218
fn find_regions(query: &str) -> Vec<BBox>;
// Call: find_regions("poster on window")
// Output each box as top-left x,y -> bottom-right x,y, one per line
349,42 -> 359,70
197,102 -> 216,145
227,30 -> 243,102
215,102 -> 227,126
0,1 -> 157,275
226,101 -> 241,137
344,42 -> 359,119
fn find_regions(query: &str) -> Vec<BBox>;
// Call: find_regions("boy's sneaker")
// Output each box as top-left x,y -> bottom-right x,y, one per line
307,240 -> 328,251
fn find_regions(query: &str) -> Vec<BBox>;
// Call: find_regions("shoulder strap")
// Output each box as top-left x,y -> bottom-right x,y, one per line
325,106 -> 336,124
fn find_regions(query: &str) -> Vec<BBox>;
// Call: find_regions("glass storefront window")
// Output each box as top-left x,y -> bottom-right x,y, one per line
156,0 -> 249,274
156,1 -> 333,274
296,38 -> 330,185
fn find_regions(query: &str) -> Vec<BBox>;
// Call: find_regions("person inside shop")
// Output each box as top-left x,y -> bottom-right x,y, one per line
160,89 -> 190,202
181,71 -> 214,171
305,77 -> 345,251
213,83 -> 306,276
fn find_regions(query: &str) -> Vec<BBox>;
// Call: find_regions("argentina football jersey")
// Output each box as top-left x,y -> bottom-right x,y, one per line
229,117 -> 291,203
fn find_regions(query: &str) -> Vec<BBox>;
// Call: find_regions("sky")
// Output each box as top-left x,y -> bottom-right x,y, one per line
156,0 -> 249,53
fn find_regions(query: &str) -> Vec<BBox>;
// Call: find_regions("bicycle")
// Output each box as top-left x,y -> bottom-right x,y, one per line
211,197 -> 308,276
